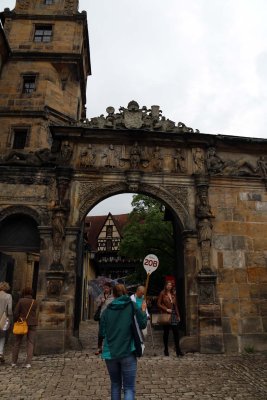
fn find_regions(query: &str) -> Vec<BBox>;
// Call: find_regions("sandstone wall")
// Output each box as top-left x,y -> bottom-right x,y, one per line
210,179 -> 267,352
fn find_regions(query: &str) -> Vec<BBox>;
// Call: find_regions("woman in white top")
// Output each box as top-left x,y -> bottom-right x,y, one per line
0,281 -> 12,363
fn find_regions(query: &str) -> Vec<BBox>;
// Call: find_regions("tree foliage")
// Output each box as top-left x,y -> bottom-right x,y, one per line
119,194 -> 175,294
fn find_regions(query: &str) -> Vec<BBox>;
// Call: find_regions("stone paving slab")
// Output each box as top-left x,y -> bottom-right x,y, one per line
0,321 -> 266,399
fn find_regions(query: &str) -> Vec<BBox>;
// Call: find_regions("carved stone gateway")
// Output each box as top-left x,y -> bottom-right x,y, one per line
1,101 -> 267,355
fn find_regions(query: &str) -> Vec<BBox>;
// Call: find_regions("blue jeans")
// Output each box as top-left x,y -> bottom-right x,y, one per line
105,354 -> 137,400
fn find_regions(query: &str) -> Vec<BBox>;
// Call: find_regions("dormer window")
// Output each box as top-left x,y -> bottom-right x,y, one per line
34,25 -> 52,42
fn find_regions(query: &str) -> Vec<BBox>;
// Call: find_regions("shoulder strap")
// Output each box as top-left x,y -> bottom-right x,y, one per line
1,301 -> 8,318
130,300 -> 137,316
25,300 -> 34,321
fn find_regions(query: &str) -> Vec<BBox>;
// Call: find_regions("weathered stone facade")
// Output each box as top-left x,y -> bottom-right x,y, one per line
0,1 -> 266,355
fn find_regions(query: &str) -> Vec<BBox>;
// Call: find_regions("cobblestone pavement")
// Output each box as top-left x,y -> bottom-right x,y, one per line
0,321 -> 266,399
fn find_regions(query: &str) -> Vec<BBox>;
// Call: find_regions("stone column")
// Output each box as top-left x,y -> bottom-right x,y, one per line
180,230 -> 200,353
61,226 -> 81,349
194,175 -> 225,353
35,226 -> 67,354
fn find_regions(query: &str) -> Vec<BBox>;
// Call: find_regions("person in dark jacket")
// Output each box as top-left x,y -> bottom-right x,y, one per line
11,287 -> 38,368
157,280 -> 183,357
100,284 -> 147,400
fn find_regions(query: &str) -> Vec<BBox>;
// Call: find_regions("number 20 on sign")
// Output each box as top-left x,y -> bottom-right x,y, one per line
143,254 -> 159,297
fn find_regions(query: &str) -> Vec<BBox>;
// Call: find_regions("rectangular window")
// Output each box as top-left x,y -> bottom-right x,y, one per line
12,129 -> 28,149
22,75 -> 36,94
106,226 -> 113,237
44,0 -> 54,4
34,25 -> 52,43
106,239 -> 112,251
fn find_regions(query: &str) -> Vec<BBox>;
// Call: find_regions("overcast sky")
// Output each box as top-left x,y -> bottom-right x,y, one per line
2,0 -> 267,215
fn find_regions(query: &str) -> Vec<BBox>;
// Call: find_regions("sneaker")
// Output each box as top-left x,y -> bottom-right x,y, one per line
11,363 -> 16,367
24,364 -> 31,368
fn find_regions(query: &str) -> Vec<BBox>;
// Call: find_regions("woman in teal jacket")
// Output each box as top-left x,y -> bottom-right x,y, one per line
100,284 -> 147,400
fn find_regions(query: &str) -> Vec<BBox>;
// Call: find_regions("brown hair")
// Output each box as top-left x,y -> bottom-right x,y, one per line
164,281 -> 173,291
0,281 -> 10,292
113,284 -> 127,298
22,287 -> 33,297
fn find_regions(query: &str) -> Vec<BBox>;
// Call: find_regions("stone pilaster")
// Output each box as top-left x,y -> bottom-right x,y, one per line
180,230 -> 200,353
35,226 -> 67,354
197,272 -> 225,353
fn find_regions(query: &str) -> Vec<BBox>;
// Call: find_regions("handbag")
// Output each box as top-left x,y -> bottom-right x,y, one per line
13,299 -> 34,335
13,318 -> 28,335
93,305 -> 101,321
157,313 -> 171,325
131,302 -> 145,357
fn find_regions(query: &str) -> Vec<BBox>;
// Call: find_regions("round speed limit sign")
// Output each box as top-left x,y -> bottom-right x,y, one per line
143,254 -> 159,275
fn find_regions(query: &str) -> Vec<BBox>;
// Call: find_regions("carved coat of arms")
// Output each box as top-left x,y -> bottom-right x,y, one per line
123,101 -> 144,129
124,110 -> 143,129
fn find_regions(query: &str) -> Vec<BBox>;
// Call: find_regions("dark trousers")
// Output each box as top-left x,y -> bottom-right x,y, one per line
163,324 -> 181,354
12,326 -> 36,364
97,321 -> 103,348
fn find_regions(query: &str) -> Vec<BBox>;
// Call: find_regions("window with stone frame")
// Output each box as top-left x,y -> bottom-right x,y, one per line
22,75 -> 37,94
34,25 -> 53,42
12,128 -> 28,149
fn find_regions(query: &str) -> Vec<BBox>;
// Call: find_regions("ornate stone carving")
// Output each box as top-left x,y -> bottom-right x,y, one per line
56,168 -> 72,209
129,142 -> 142,170
166,186 -> 189,210
125,170 -> 143,192
120,142 -> 149,170
0,148 -> 58,166
206,147 -> 258,176
197,272 -> 217,304
46,270 -> 67,298
78,181 -> 191,230
152,147 -> 163,172
257,156 -> 267,178
51,205 -> 67,266
59,141 -> 73,166
78,101 -> 198,133
193,148 -> 205,174
173,148 -> 186,173
79,182 -> 128,220
195,180 -> 214,273
102,144 -> 119,168
79,144 -> 96,168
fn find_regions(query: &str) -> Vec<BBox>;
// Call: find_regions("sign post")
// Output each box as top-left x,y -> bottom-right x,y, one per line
143,254 -> 159,299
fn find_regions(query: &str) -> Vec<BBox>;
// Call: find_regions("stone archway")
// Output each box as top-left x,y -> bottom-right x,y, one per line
0,207 -> 41,299
2,102 -> 266,354
55,178 -> 204,354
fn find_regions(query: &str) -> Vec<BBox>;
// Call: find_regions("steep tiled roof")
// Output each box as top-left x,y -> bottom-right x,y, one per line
84,213 -> 129,251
